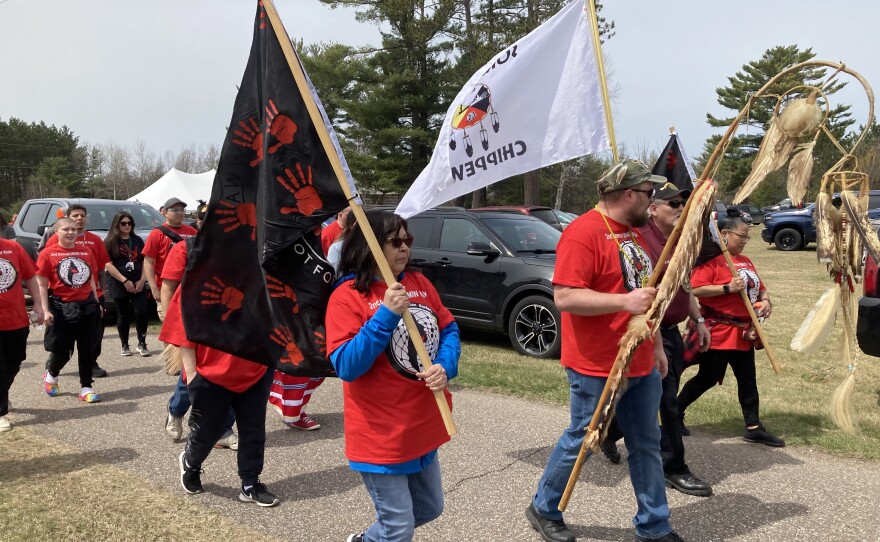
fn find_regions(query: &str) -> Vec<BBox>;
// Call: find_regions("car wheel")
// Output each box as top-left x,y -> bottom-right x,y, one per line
507,295 -> 561,359
774,227 -> 803,251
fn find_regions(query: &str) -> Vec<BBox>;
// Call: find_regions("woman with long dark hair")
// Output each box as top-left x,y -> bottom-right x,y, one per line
103,212 -> 149,356
326,209 -> 460,542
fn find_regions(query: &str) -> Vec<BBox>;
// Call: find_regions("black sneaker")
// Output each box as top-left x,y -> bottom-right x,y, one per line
92,364 -> 108,378
525,503 -> 575,542
743,424 -> 785,447
636,531 -> 686,541
239,481 -> 280,507
179,451 -> 203,494
600,438 -> 622,464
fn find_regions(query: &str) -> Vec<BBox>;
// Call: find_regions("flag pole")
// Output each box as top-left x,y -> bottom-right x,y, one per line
262,0 -> 457,436
586,0 -> 617,162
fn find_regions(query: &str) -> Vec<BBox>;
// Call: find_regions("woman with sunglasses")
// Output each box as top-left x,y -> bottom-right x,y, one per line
678,215 -> 784,447
103,212 -> 149,357
326,209 -> 460,542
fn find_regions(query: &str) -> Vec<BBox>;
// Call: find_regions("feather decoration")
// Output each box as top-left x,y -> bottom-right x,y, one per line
842,190 -> 880,265
815,193 -> 841,265
790,286 -> 840,354
162,344 -> 182,375
787,140 -> 816,205
734,94 -> 823,204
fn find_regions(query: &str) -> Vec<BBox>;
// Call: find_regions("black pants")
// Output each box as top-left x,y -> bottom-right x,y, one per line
113,291 -> 148,347
678,348 -> 760,427
45,305 -> 99,389
1,327 -> 29,416
185,368 -> 272,486
605,326 -> 690,474
45,295 -> 105,371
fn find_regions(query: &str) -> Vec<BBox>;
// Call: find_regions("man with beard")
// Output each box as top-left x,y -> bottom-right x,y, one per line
599,183 -> 713,498
526,160 -> 686,542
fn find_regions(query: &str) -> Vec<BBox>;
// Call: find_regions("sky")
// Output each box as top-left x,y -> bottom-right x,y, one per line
1,0 -> 878,166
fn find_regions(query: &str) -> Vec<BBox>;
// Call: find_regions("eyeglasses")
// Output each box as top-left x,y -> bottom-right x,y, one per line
629,187 -> 656,199
664,200 -> 686,209
725,230 -> 750,241
385,235 -> 414,248
119,221 -> 133,226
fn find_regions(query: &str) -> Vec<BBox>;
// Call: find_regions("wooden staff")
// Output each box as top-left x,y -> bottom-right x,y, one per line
262,0 -> 456,436
709,218 -> 780,374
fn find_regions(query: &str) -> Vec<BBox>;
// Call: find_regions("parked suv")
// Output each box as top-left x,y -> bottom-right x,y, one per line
404,207 -> 562,358
857,221 -> 880,357
730,204 -> 766,224
470,205 -> 564,231
13,198 -> 164,259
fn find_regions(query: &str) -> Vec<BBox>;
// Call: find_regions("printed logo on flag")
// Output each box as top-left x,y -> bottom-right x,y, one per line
56,257 -> 91,288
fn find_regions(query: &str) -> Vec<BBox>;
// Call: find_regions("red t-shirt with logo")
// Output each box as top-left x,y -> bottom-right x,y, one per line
553,210 -> 656,377
36,245 -> 97,302
326,272 -> 454,464
691,253 -> 765,351
45,231 -> 110,299
143,224 -> 197,289
158,241 -> 267,392
0,239 -> 37,330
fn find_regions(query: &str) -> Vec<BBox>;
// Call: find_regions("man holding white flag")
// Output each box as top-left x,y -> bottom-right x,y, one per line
396,0 -> 609,219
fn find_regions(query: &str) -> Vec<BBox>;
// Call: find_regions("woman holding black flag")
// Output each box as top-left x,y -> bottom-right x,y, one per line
104,212 -> 150,356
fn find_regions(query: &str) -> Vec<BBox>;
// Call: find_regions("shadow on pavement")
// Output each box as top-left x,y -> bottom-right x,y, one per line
99,384 -> 170,402
264,412 -> 344,448
107,365 -> 168,378
0,447 -> 140,483
202,465 -> 361,503
13,401 -> 139,426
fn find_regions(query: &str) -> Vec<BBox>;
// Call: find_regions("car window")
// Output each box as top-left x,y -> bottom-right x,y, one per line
529,209 -> 559,225
869,193 -> 880,210
406,217 -> 433,248
439,218 -> 489,252
482,216 -> 560,252
20,203 -> 49,233
84,204 -> 164,231
553,209 -> 574,225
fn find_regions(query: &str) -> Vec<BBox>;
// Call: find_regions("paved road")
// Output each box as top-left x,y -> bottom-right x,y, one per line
6,332 -> 880,541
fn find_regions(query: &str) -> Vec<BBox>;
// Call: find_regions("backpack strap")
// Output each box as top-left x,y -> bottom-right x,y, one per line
157,225 -> 185,246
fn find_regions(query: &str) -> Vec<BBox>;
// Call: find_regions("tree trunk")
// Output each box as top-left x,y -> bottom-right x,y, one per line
524,170 -> 541,205
471,187 -> 487,208
555,162 -> 574,209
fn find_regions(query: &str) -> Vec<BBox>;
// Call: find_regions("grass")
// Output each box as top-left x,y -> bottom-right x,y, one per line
454,233 -> 880,460
0,429 -> 282,542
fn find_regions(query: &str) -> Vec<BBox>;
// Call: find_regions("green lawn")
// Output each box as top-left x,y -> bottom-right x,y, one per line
454,235 -> 880,459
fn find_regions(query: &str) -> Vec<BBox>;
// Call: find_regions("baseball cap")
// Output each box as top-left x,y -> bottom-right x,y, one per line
163,197 -> 187,209
596,159 -> 667,194
654,182 -> 691,201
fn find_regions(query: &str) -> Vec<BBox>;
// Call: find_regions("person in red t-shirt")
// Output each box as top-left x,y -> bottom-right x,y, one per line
527,160 -> 686,542
677,215 -> 784,447
326,209 -> 460,542
36,218 -> 103,403
43,204 -> 112,378
143,197 -> 198,321
0,238 -> 43,432
320,206 -> 350,256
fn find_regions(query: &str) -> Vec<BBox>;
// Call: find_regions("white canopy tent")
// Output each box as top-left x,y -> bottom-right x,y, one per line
128,168 -> 216,211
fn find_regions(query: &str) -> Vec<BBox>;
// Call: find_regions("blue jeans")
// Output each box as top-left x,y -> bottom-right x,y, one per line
360,457 -> 444,542
169,373 -> 235,431
533,368 -> 670,539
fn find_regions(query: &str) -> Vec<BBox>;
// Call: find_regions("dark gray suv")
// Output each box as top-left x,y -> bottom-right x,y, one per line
403,207 -> 562,359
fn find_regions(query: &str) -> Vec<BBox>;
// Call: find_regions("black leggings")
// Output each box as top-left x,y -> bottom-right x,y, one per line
1,327 -> 29,416
677,348 -> 760,427
113,291 -> 148,347
45,306 -> 99,389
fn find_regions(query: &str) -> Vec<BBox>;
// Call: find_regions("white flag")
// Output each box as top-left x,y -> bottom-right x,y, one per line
396,0 -> 609,218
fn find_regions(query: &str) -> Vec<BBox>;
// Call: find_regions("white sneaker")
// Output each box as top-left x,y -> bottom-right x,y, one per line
120,345 -> 133,356
214,430 -> 239,451
137,344 -> 151,357
165,413 -> 184,441
0,416 -> 10,433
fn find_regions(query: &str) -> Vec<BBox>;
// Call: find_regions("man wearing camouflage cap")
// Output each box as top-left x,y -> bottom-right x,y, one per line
526,160 -> 686,542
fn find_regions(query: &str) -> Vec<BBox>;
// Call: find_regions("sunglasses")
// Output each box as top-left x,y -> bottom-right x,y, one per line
664,200 -> 686,209
385,235 -> 414,248
119,221 -> 133,226
629,187 -> 656,198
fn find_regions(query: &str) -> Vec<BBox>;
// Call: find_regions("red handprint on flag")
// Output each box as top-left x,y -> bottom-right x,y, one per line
265,99 -> 297,154
266,274 -> 299,312
215,200 -> 257,241
276,164 -> 322,216
270,326 -> 304,366
200,276 -> 244,321
232,117 -> 264,167
313,329 -> 326,357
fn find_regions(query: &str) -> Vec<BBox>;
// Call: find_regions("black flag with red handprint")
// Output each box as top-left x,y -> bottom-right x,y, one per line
651,133 -> 696,192
181,0 -> 354,376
